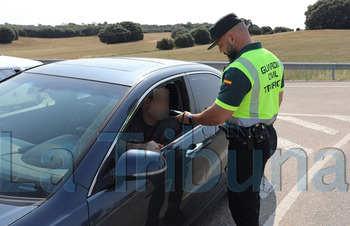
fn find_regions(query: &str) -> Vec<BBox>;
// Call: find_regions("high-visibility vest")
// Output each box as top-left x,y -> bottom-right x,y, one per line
223,47 -> 284,127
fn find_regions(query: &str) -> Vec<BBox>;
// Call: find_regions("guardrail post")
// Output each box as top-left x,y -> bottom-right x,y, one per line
332,69 -> 335,80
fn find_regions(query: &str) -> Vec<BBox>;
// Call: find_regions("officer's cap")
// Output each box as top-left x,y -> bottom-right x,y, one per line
208,13 -> 243,50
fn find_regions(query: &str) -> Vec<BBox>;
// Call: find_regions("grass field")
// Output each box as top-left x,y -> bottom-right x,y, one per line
1,30 -> 349,80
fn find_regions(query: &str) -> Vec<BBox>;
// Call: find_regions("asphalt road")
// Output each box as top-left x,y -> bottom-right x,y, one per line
192,80 -> 350,226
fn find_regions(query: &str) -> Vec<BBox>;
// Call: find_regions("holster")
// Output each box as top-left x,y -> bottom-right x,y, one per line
220,123 -> 271,152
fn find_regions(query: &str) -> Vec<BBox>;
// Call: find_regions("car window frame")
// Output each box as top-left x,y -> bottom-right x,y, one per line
184,71 -> 221,113
88,72 -> 189,197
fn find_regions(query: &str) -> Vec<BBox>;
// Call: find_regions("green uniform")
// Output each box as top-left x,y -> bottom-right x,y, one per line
215,42 -> 284,127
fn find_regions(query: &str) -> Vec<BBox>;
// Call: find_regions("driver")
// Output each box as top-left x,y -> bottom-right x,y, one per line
125,86 -> 181,152
124,86 -> 184,226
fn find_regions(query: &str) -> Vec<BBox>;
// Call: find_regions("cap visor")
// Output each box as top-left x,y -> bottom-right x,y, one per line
207,38 -> 219,50
207,43 -> 216,50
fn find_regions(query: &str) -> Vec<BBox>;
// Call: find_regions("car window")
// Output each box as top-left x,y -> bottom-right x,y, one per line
0,73 -> 129,199
187,73 -> 221,113
91,78 -> 191,194
0,69 -> 16,80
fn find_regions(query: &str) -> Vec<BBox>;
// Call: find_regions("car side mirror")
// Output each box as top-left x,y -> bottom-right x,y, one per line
116,149 -> 167,180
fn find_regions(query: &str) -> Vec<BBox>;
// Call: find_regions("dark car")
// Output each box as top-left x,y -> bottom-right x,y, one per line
0,57 -> 229,225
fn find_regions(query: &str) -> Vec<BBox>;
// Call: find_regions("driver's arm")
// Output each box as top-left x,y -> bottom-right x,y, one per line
126,140 -> 163,153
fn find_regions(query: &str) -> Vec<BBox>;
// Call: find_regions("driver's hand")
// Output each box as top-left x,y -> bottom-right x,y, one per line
143,140 -> 164,153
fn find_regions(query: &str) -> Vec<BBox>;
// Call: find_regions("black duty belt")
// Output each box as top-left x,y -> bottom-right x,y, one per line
219,123 -> 273,151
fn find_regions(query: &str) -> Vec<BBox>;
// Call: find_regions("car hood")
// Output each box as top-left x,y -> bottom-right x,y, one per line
0,203 -> 38,225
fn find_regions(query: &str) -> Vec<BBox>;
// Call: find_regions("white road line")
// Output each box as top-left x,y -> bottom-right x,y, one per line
278,116 -> 339,135
328,115 -> 350,123
278,137 -> 313,155
286,86 -> 350,88
279,113 -> 350,123
263,132 -> 350,226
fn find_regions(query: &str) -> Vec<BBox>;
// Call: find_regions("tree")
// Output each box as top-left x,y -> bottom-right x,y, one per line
11,28 -> 19,40
191,26 -> 211,45
120,21 -> 144,41
98,24 -> 131,44
274,26 -> 293,33
261,26 -> 274,35
171,26 -> 187,39
248,24 -> 262,35
156,38 -> 175,50
174,33 -> 195,48
241,18 -> 253,28
0,26 -> 15,43
305,0 -> 350,29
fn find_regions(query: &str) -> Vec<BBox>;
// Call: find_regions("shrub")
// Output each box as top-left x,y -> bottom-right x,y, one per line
171,26 -> 187,39
0,26 -> 15,43
261,26 -> 274,35
156,38 -> 175,50
12,28 -> 19,40
248,24 -> 262,35
191,26 -> 211,45
18,29 -> 27,37
274,26 -> 293,33
98,24 -> 131,44
120,21 -> 144,41
174,33 -> 195,48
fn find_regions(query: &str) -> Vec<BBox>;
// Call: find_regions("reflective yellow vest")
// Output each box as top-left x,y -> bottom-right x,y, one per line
221,48 -> 284,127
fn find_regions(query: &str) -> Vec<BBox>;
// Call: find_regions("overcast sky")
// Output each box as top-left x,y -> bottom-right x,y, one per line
1,0 -> 318,29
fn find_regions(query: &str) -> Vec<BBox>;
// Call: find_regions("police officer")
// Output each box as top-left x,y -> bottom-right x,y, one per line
176,13 -> 284,225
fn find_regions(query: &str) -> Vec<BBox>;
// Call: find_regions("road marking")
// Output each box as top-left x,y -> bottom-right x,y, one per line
278,116 -> 339,135
278,137 -> 313,155
328,115 -> 350,123
279,113 -> 350,123
286,86 -> 350,88
263,132 -> 350,226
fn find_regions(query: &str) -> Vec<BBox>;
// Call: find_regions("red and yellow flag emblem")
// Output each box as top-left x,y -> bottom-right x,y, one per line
223,79 -> 232,85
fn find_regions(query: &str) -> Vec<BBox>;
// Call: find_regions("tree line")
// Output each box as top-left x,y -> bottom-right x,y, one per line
1,0 -> 349,44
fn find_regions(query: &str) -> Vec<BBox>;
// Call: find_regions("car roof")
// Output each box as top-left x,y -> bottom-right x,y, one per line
27,57 -> 219,86
0,62 -> 21,70
0,55 -> 43,70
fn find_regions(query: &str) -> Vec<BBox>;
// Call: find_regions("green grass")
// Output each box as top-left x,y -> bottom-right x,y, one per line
1,30 -> 349,80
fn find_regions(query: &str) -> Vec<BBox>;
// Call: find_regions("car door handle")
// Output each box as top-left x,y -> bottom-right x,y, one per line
186,142 -> 203,158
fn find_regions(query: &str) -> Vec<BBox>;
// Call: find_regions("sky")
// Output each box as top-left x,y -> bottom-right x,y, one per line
0,0 -> 318,29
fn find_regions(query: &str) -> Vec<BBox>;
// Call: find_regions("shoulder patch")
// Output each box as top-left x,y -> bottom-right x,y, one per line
223,79 -> 232,85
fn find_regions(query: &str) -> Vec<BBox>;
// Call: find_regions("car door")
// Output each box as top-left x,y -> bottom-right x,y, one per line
86,97 -> 168,226
85,75 -> 205,226
184,72 -> 229,200
156,73 -> 229,224
85,73 -> 227,225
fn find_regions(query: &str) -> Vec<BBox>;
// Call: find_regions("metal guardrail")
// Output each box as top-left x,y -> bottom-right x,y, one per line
36,59 -> 350,80
196,61 -> 350,80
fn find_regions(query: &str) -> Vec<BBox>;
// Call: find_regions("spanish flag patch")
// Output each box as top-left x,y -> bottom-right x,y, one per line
223,79 -> 232,85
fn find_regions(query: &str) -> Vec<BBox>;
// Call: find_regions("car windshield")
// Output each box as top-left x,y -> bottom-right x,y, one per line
0,72 -> 129,199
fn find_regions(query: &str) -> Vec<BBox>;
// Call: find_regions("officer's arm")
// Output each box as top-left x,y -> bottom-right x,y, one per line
279,91 -> 284,107
177,103 -> 233,126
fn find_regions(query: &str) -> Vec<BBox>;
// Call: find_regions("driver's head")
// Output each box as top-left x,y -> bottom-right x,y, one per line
142,87 -> 169,121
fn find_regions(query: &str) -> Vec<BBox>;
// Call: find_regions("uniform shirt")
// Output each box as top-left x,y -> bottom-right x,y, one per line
216,42 -> 284,112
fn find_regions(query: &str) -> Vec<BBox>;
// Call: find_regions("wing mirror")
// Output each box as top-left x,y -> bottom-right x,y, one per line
116,149 -> 167,180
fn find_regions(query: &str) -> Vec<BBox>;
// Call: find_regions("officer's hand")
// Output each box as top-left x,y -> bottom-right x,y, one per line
143,140 -> 164,153
175,111 -> 192,124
